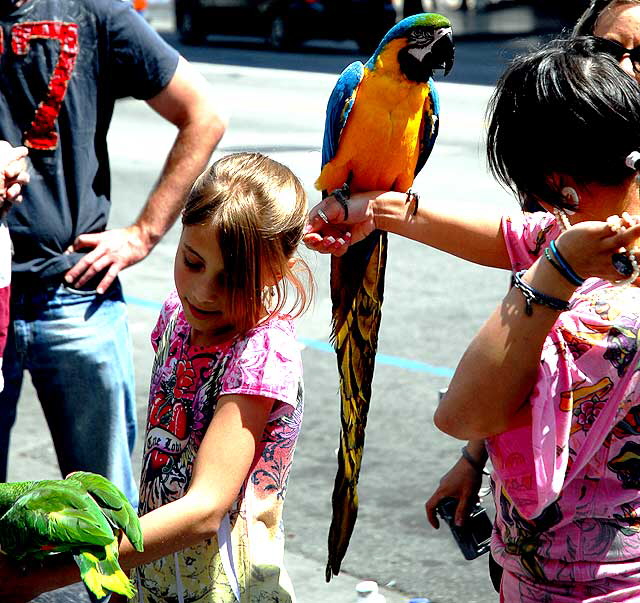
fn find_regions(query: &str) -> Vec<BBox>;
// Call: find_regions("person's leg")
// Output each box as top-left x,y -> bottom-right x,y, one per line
28,281 -> 138,508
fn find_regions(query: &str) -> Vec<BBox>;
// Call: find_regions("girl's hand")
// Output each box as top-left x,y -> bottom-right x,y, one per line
556,214 -> 640,283
303,190 -> 387,256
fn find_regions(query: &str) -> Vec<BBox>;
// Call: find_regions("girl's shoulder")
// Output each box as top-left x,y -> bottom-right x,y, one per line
220,315 -> 301,410
236,315 -> 299,362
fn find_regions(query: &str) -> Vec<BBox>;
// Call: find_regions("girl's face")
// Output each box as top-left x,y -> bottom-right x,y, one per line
594,3 -> 640,83
174,223 -> 236,347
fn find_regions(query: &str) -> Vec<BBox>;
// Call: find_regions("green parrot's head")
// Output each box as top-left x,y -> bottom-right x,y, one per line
373,13 -> 455,82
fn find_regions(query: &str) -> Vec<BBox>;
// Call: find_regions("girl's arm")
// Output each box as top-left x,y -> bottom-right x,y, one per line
304,190 -> 511,269
0,393 -> 275,599
118,392 -> 274,569
434,219 -> 640,440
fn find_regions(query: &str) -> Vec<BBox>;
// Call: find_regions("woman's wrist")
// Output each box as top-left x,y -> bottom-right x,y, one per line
371,191 -> 418,233
522,255 -> 578,302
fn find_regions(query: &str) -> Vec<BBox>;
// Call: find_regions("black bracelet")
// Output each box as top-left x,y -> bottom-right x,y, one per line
543,248 -> 582,287
512,270 -> 571,316
548,240 -> 585,286
460,446 -> 487,474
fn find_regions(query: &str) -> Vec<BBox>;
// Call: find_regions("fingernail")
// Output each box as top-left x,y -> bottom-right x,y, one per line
303,224 -> 312,234
337,238 -> 346,246
323,236 -> 335,247
64,275 -> 72,283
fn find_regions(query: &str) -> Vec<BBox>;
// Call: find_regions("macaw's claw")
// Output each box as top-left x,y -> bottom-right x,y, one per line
406,189 -> 420,216
330,183 -> 351,220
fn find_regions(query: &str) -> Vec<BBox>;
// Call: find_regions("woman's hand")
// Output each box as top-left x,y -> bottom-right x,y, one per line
425,455 -> 485,529
303,190 -> 388,256
555,213 -> 640,283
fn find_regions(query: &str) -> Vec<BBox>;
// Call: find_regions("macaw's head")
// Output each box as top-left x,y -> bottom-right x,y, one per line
374,13 -> 454,82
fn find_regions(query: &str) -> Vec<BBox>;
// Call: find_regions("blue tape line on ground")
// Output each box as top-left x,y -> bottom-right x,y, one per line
126,296 -> 454,378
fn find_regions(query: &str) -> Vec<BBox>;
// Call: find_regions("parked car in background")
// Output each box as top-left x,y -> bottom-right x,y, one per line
174,0 -> 397,53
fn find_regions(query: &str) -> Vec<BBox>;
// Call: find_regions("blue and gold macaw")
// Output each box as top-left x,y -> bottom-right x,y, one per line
315,13 -> 454,581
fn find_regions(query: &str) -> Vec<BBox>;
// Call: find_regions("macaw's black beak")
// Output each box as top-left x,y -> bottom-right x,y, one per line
401,27 -> 455,82
430,29 -> 455,76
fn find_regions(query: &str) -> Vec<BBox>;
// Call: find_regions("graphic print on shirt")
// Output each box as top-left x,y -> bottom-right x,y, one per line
558,377 -> 613,438
0,21 -> 79,150
498,491 -> 563,582
141,341 -> 228,512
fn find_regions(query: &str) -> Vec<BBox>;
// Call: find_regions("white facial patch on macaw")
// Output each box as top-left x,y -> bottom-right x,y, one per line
408,26 -> 453,62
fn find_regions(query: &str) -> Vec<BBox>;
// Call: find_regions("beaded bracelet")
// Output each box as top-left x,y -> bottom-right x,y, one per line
548,240 -> 585,286
512,270 -> 571,316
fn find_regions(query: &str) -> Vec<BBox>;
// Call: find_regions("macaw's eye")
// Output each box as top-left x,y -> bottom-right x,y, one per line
408,27 -> 433,45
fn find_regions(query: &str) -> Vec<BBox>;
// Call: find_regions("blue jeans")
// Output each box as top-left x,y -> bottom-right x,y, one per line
0,279 -> 138,509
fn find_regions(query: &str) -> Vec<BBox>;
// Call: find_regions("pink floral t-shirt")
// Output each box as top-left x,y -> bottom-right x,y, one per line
489,212 -> 640,602
132,290 -> 303,603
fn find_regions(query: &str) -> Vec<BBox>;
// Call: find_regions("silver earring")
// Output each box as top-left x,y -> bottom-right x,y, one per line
561,186 -> 580,214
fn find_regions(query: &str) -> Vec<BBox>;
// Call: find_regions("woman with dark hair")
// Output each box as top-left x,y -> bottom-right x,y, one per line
423,0 -> 640,577
305,36 -> 640,600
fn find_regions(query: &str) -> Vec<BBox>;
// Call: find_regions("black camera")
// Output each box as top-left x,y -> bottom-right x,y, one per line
435,496 -> 493,560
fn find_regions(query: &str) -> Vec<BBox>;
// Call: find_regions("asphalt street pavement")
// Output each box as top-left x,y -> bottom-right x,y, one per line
6,3 -> 572,602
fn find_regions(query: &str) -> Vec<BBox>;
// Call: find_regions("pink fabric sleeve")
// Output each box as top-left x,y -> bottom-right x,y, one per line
219,320 -> 301,417
501,212 -> 559,272
487,334 -> 573,519
487,309 -> 634,520
488,212 -> 571,518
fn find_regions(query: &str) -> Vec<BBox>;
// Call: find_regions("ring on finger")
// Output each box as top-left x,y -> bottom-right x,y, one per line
317,208 -> 330,224
612,251 -> 634,277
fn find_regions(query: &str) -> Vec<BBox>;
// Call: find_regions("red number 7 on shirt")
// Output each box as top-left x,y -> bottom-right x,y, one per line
8,21 -> 79,151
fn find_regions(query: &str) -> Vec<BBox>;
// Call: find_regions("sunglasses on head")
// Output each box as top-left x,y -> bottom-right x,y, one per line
593,36 -> 640,72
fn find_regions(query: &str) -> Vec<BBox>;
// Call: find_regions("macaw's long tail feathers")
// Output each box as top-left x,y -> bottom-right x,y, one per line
330,230 -> 387,341
326,230 -> 387,581
74,539 -> 136,601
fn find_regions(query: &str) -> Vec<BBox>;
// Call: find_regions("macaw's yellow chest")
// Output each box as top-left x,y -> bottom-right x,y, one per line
317,68 -> 434,194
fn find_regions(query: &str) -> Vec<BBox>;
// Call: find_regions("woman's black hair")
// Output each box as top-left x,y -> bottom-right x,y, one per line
486,36 -> 640,212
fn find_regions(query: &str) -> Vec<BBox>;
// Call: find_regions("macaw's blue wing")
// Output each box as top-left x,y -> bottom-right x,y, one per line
415,79 -> 440,177
321,61 -> 365,171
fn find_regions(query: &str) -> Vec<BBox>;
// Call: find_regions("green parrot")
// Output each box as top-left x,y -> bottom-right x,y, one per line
0,471 -> 143,601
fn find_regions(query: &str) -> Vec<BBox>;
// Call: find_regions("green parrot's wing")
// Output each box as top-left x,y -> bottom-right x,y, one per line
74,538 -> 136,601
0,484 -> 113,559
66,472 -> 144,552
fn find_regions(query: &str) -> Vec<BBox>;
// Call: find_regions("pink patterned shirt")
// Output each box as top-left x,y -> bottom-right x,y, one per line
133,290 -> 303,603
489,213 -> 640,602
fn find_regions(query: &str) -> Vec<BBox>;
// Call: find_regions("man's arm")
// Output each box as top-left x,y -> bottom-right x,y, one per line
65,56 -> 227,293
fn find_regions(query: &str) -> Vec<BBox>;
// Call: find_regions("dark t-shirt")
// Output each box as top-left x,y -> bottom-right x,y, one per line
0,0 -> 179,280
